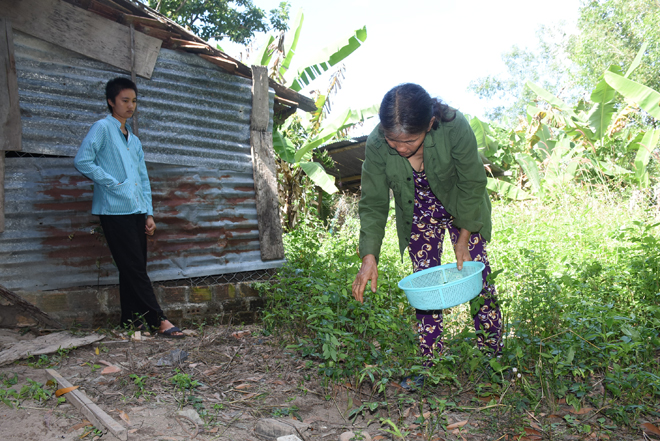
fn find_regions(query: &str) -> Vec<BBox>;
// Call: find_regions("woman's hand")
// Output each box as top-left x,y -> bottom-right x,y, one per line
454,228 -> 472,270
145,216 -> 156,236
352,254 -> 378,303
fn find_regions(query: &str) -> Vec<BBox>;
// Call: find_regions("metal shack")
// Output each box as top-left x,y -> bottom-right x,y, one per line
0,0 -> 315,327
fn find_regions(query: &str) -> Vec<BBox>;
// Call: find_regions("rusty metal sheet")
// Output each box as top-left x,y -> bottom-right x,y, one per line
0,158 -> 284,291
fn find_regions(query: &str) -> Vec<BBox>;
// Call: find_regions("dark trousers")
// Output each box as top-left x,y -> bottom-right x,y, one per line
100,214 -> 165,329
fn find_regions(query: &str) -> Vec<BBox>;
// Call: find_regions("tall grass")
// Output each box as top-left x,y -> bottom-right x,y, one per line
261,185 -> 660,427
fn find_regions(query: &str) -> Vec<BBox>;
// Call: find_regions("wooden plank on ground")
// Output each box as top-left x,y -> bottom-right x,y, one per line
0,0 -> 161,79
0,17 -> 21,152
0,285 -> 63,329
46,369 -> 127,441
250,65 -> 284,261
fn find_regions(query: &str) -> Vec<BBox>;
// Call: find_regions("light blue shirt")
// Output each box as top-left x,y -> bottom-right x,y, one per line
74,115 -> 153,216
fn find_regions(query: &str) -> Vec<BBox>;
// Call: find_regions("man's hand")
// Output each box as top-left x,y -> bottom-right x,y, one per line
352,254 -> 378,303
145,216 -> 156,236
454,228 -> 472,270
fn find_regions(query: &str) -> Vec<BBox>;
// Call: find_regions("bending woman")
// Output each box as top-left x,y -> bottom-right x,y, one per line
351,83 -> 502,380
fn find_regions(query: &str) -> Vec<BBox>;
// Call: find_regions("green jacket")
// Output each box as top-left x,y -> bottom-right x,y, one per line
358,111 -> 492,262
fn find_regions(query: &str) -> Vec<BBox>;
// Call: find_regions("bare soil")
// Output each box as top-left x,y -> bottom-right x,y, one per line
0,326 -> 650,441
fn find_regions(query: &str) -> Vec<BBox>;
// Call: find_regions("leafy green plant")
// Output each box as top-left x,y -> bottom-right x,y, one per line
170,370 -> 200,408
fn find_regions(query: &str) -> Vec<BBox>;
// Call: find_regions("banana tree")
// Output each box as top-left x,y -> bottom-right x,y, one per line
247,8 -> 372,228
273,105 -> 377,230
472,42 -> 660,200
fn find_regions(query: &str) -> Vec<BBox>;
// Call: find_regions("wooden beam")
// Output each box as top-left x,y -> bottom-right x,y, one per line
198,54 -> 238,73
0,0 -> 162,79
0,17 -> 21,152
46,369 -> 127,441
121,14 -> 169,29
268,79 -> 316,113
250,65 -> 284,261
0,285 -> 63,329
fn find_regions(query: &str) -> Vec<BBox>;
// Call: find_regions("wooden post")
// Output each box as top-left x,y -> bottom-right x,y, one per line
1,17 -> 22,233
250,65 -> 284,261
130,23 -> 139,136
0,153 -> 4,233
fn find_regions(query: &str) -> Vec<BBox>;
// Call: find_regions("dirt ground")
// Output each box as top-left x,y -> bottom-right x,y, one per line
0,325 -> 652,441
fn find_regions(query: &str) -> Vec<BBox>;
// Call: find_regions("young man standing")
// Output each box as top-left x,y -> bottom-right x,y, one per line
74,77 -> 183,338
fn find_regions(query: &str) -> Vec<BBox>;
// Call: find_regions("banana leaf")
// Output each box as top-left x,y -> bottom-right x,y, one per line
526,82 -> 577,117
604,71 -> 660,120
279,9 -> 304,77
624,42 -> 648,78
294,105 -> 378,163
288,26 -> 367,91
469,116 -> 499,156
487,178 -> 534,201
514,152 -> 542,195
273,130 -> 296,163
634,129 -> 660,187
300,162 -> 338,194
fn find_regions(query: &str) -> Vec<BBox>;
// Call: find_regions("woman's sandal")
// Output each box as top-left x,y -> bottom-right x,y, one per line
158,326 -> 185,339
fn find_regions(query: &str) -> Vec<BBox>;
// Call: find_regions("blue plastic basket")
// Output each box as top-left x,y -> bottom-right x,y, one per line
398,261 -> 485,310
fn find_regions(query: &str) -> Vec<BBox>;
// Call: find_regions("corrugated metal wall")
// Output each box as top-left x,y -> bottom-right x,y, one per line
0,31 -> 282,291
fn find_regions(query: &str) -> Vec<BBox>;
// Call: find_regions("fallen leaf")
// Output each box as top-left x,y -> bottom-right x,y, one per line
558,398 -> 566,404
478,395 -> 499,402
202,366 -> 222,376
447,420 -> 469,430
68,420 -> 92,432
55,386 -> 79,397
235,383 -> 252,390
524,427 -> 542,436
97,360 -> 112,367
115,410 -> 130,425
641,423 -> 660,436
231,330 -> 250,338
128,429 -> 138,434
240,393 -> 257,400
530,422 -> 541,430
208,428 -> 218,433
547,414 -> 564,419
244,375 -> 264,381
569,407 -> 594,415
101,365 -> 122,375
409,424 -> 419,429
94,347 -> 99,355
373,437 -> 386,441
402,407 -> 411,418
270,380 -> 285,386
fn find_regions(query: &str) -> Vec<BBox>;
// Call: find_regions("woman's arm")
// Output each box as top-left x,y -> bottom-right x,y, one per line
74,123 -> 121,188
448,114 -> 487,234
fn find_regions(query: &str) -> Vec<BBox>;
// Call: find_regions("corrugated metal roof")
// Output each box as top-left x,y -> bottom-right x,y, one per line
1,158 -> 283,291
320,136 -> 367,190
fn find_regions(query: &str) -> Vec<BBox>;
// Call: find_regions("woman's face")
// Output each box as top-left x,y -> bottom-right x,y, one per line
383,117 -> 435,158
108,88 -> 137,122
383,131 -> 427,158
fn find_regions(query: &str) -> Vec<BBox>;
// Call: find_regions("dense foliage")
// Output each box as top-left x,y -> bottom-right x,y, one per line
145,0 -> 290,44
261,188 -> 660,433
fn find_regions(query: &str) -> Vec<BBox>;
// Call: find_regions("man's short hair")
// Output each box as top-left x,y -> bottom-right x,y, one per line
105,77 -> 138,113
